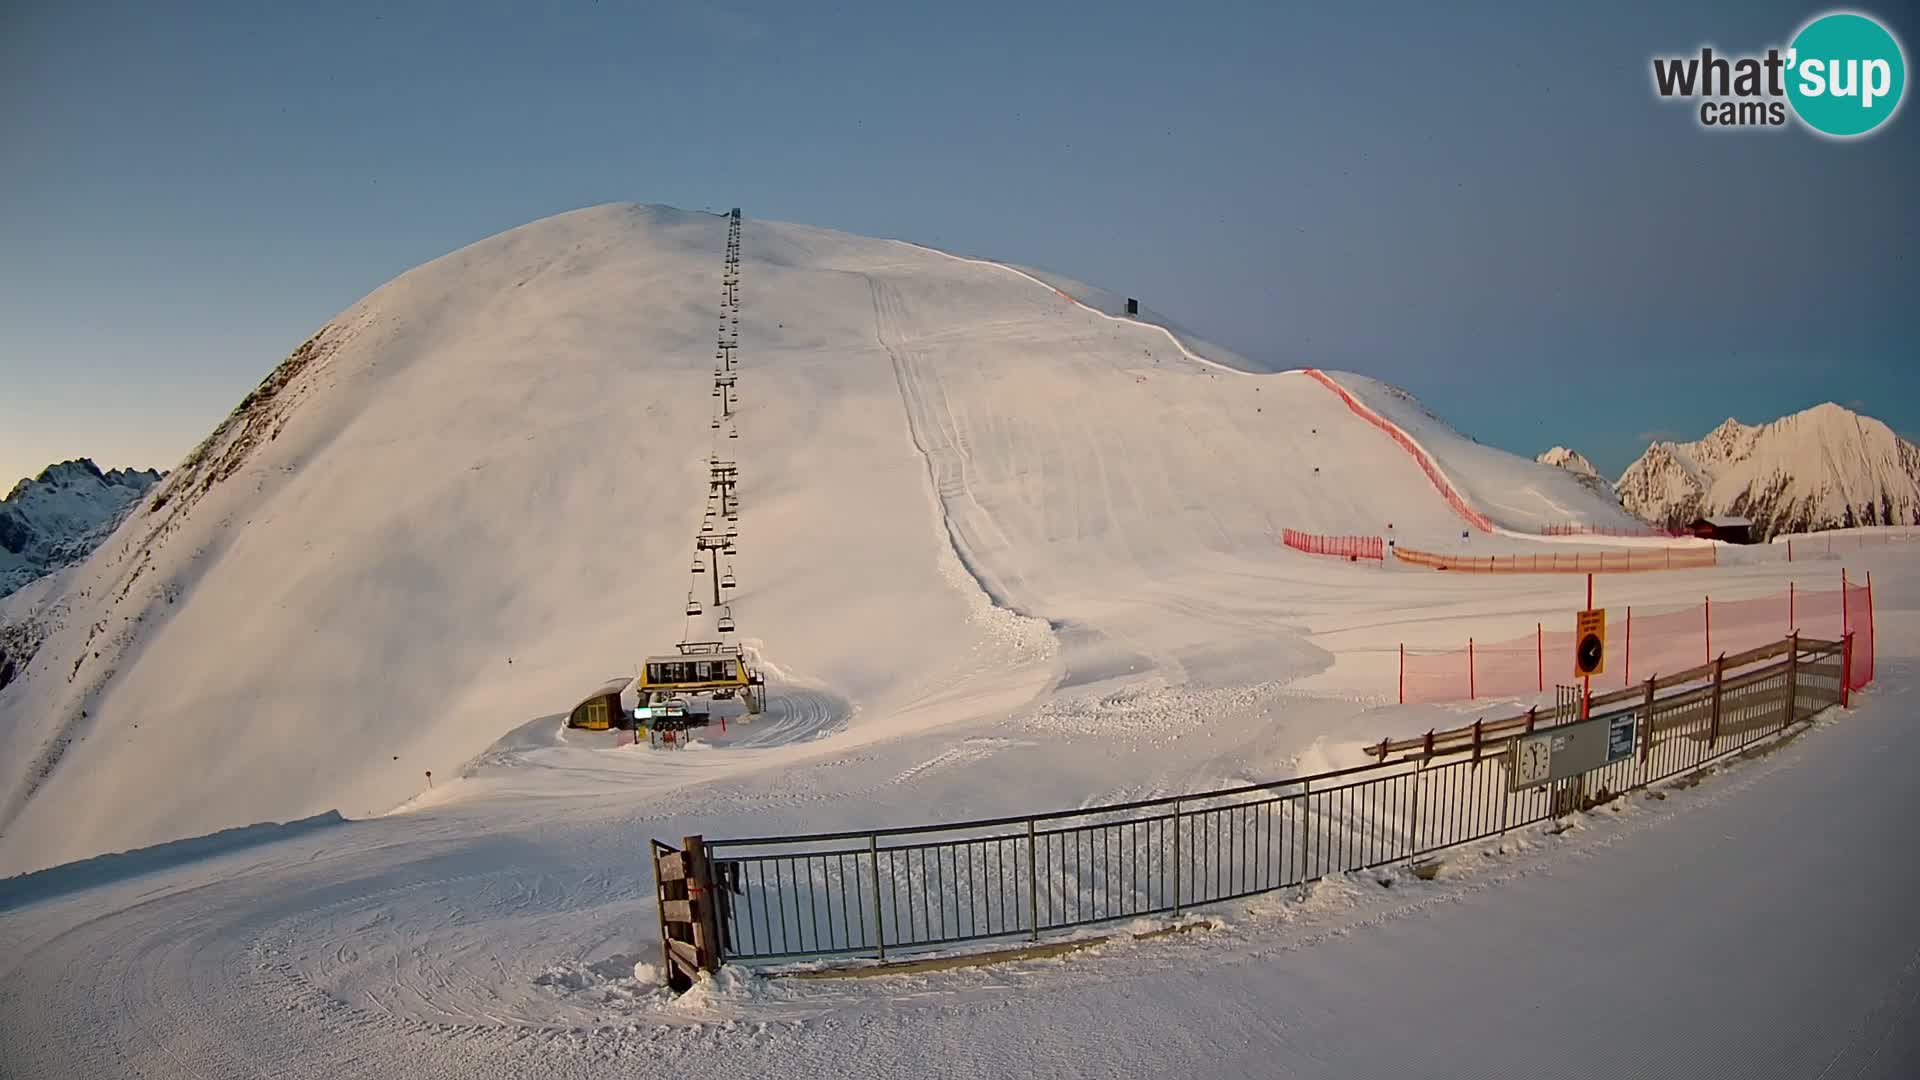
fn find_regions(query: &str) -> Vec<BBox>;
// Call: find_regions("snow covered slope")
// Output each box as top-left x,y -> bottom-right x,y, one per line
0,460 -> 163,601
0,203 -> 1631,875
1617,404 -> 1920,539
1332,376 -> 1650,534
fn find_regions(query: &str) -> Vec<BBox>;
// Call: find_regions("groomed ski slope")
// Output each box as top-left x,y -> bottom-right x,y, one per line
0,203 -> 1639,879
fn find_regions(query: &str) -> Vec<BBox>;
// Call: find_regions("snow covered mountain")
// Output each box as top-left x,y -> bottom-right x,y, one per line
0,203 -> 1635,876
1536,446 -> 1614,499
1616,404 -> 1920,539
1538,446 -> 1599,479
0,459 -> 163,600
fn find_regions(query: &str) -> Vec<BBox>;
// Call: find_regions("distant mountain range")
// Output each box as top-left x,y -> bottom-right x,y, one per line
1542,404 -> 1920,541
1,459 -> 164,600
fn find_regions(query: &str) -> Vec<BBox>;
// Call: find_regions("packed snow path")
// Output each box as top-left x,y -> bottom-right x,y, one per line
2,671 -> 1912,1078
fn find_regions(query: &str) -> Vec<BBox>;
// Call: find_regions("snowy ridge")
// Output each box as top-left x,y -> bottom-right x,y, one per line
1617,403 -> 1920,539
0,460 -> 164,601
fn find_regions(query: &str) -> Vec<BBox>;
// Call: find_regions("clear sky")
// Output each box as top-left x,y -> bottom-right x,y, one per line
2,0 -> 1914,488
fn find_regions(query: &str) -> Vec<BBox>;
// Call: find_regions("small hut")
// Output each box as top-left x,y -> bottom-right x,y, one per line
568,676 -> 637,730
1687,515 -> 1754,544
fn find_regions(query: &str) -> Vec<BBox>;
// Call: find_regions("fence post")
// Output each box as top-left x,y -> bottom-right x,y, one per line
1841,632 -> 1853,708
1171,798 -> 1183,915
867,833 -> 885,960
1409,761 -> 1422,859
1867,570 -> 1876,685
1782,632 -> 1799,730
1026,817 -> 1039,942
1468,638 -> 1476,700
1708,654 -> 1725,750
1471,719 -> 1483,764
1789,581 -> 1796,632
1704,595 -> 1712,666
1639,677 -> 1656,767
1297,780 -> 1310,885
682,835 -> 722,974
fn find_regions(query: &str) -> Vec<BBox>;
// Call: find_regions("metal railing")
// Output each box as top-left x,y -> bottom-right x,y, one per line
693,636 -> 1848,965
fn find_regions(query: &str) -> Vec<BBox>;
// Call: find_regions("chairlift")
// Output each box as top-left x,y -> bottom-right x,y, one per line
711,418 -> 720,429
685,596 -> 704,616
720,572 -> 737,589
725,523 -> 739,538
729,429 -> 739,439
717,609 -> 736,633
691,559 -> 705,574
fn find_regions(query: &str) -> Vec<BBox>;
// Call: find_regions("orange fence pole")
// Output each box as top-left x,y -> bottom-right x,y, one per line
1536,622 -> 1543,692
1468,638 -> 1476,700
1398,643 -> 1405,705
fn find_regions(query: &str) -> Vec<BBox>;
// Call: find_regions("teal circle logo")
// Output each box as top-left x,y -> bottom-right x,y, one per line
1787,11 -> 1906,137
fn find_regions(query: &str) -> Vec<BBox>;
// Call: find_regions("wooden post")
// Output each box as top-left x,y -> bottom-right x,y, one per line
1705,595 -> 1712,666
1782,632 -> 1799,730
1624,606 -> 1632,687
683,835 -> 722,974
1471,718 -> 1483,764
1639,677 -> 1657,766
1708,655 -> 1725,750
1789,581 -> 1796,632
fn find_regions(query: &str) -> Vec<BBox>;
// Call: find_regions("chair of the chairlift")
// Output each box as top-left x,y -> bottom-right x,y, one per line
691,558 -> 705,574
685,595 -> 703,616
717,609 -> 736,633
720,572 -> 737,590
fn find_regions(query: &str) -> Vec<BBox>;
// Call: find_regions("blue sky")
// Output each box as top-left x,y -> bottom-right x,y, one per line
1,0 -> 1913,488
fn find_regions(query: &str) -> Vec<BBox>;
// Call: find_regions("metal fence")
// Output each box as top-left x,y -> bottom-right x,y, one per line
692,636 -> 1847,965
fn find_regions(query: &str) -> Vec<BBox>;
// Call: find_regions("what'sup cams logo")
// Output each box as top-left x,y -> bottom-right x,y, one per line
1651,10 -> 1906,137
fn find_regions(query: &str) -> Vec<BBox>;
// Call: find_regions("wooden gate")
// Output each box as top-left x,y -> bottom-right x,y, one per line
650,836 -> 722,991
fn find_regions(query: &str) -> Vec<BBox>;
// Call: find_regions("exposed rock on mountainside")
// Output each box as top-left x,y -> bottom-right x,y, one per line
0,460 -> 164,600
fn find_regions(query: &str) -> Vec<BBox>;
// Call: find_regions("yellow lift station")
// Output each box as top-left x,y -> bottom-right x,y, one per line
638,641 -> 765,719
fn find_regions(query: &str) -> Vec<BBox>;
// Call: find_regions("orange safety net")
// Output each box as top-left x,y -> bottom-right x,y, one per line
1399,573 -> 1876,704
1393,546 -> 1716,574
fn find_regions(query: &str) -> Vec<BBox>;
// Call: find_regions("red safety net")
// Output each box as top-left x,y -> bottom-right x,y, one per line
1282,528 -> 1384,561
1399,572 -> 1877,703
1301,369 -> 1496,533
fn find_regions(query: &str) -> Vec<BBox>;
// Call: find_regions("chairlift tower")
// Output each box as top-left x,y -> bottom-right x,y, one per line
694,533 -> 733,605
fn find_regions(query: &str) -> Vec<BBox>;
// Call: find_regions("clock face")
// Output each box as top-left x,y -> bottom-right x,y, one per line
1515,735 -> 1552,786
1578,632 -> 1604,674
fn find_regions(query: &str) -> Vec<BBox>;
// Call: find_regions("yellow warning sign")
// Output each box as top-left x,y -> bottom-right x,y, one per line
1574,609 -> 1606,678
